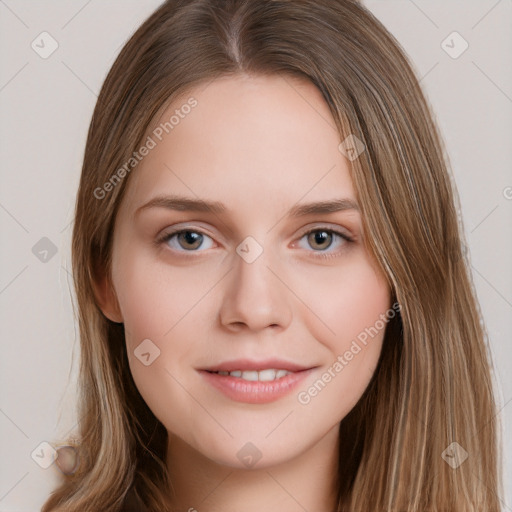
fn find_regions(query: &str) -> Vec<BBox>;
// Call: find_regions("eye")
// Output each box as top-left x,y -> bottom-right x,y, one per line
296,227 -> 353,258
158,229 -> 215,252
156,225 -> 353,258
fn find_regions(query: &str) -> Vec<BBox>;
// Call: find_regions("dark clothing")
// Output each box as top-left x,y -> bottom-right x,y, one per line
120,487 -> 148,512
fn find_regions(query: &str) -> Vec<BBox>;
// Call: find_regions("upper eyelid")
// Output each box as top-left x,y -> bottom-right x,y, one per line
298,224 -> 352,237
158,222 -> 352,238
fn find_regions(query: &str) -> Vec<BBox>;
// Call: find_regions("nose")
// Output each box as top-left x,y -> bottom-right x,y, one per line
218,246 -> 293,333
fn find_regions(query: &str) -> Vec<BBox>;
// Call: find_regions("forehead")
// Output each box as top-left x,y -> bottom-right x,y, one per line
121,73 -> 355,214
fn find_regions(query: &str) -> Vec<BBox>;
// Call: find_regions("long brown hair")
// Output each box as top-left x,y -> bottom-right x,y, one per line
42,0 -> 503,510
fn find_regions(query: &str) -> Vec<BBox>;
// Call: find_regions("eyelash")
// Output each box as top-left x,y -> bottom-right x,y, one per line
156,226 -> 354,260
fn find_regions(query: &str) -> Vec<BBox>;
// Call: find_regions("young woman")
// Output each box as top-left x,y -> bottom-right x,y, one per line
42,0 -> 503,510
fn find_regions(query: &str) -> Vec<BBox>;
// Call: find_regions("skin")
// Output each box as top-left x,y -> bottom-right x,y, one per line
96,73 -> 391,512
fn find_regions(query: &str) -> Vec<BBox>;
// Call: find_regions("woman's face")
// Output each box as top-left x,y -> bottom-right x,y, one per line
103,73 -> 391,469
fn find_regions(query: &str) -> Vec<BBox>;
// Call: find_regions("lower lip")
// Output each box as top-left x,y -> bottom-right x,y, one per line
199,369 -> 314,404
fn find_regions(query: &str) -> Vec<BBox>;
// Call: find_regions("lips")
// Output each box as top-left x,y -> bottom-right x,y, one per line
198,359 -> 316,404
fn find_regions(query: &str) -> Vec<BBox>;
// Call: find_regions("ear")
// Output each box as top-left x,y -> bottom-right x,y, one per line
91,261 -> 123,323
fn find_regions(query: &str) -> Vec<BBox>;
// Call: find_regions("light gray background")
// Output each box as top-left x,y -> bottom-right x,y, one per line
0,1 -> 511,510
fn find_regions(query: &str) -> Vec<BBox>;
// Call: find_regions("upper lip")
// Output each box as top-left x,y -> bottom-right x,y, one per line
200,358 -> 314,372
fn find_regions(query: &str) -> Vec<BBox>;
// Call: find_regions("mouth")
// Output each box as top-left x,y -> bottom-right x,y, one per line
198,359 -> 316,404
206,368 -> 295,382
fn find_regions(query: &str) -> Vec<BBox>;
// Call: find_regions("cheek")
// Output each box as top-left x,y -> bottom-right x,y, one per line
293,255 -> 391,349
112,245 -> 220,343
291,256 -> 391,405
111,248 -> 220,429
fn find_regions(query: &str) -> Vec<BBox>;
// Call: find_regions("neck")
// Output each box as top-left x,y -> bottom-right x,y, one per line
165,424 -> 340,512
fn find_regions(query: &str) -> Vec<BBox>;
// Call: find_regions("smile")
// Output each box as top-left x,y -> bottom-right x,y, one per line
211,369 -> 292,381
198,359 -> 316,404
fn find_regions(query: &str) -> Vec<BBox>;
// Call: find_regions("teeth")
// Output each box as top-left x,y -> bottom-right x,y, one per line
258,369 -> 276,382
242,370 -> 259,381
215,369 -> 292,381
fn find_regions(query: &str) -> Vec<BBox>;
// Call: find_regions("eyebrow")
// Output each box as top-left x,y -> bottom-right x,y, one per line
135,194 -> 360,217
